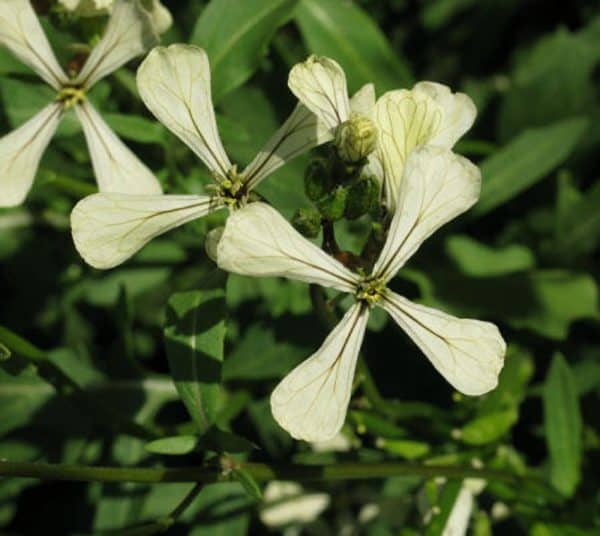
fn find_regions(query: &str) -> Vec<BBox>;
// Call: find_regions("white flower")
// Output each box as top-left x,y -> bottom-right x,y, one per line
70,44 -> 331,269
441,479 -> 486,536
260,481 -> 329,527
0,0 -> 163,207
217,146 -> 506,442
58,0 -> 172,33
288,55 -> 476,211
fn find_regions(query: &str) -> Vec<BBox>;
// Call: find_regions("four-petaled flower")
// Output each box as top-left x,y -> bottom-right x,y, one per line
289,55 -> 477,212
217,146 -> 506,442
70,44 -> 331,269
0,0 -> 165,207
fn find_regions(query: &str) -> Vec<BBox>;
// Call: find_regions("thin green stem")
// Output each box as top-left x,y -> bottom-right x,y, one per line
0,459 -> 535,487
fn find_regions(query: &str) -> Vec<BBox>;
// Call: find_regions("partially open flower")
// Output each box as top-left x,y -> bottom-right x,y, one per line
288,55 -> 476,212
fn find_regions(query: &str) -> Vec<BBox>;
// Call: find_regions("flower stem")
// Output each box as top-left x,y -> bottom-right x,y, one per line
0,459 -> 534,486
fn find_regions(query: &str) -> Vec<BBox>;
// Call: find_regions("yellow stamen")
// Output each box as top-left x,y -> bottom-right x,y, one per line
56,86 -> 86,109
355,276 -> 386,307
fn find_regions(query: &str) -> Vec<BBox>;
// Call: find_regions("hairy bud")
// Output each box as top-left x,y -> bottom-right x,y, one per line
317,186 -> 348,221
292,208 -> 322,238
304,158 -> 333,201
334,112 -> 377,163
345,176 -> 380,219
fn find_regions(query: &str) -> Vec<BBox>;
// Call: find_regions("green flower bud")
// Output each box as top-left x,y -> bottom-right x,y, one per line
317,186 -> 348,221
292,208 -> 321,238
334,112 -> 378,164
304,158 -> 333,201
344,176 -> 380,219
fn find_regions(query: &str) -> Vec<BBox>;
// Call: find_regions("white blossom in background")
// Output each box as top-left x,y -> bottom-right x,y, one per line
217,146 -> 506,442
70,44 -> 331,270
288,55 -> 476,212
58,0 -> 172,34
0,0 -> 164,207
260,481 -> 330,528
437,479 -> 486,536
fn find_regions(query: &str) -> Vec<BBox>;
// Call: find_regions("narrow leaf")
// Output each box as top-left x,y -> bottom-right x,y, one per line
164,275 -> 227,433
191,0 -> 298,102
233,468 -> 263,501
543,353 -> 582,496
145,435 -> 198,456
460,409 -> 518,446
295,0 -> 413,93
473,117 -> 588,217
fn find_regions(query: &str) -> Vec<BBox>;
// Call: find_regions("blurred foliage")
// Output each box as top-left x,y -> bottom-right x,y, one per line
1,0 -> 599,534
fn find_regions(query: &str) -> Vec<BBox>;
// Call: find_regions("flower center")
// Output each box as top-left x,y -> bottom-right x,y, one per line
214,166 -> 247,208
56,86 -> 86,109
355,276 -> 386,307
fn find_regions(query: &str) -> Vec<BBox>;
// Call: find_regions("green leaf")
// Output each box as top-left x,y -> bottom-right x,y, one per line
445,235 -> 535,277
556,179 -> 600,257
0,367 -> 55,437
425,480 -> 463,536
543,353 -> 582,496
478,346 -> 534,415
145,435 -> 198,456
191,0 -> 298,102
350,410 -> 406,439
426,269 -> 598,340
295,0 -> 412,94
0,342 -> 10,361
498,22 -> 600,139
460,409 -> 518,445
164,276 -> 227,433
223,325 -> 306,380
0,325 -> 46,362
473,117 -> 588,217
103,113 -> 167,144
377,439 -> 430,460
232,467 -> 263,500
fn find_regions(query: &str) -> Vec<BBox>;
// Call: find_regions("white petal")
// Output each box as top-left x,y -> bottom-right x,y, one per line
0,0 -> 67,89
0,102 -> 62,207
147,0 -> 172,34
71,193 -> 217,269
441,485 -> 474,536
261,481 -> 330,527
137,44 -> 231,178
412,82 -> 476,149
271,303 -> 368,441
373,146 -> 481,282
216,202 -> 359,293
349,83 -> 376,118
373,89 -> 442,211
241,104 -> 332,190
381,292 -> 505,396
74,0 -> 158,88
75,100 -> 162,194
288,55 -> 350,132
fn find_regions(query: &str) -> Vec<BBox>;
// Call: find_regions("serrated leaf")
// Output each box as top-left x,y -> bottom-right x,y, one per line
473,117 -> 588,217
164,276 -> 227,433
295,0 -> 412,93
543,353 -> 582,496
145,435 -> 198,456
191,0 -> 298,102
460,409 -> 518,445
